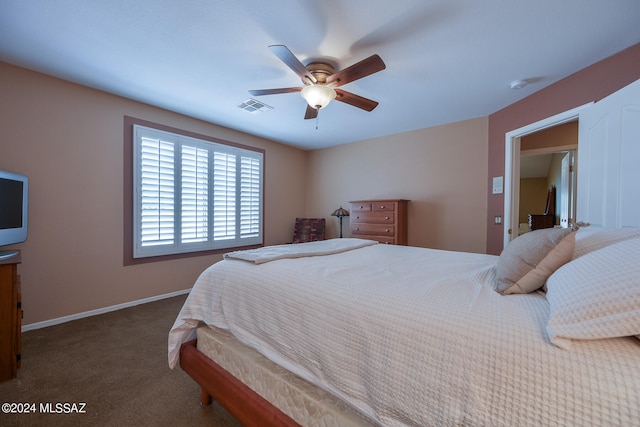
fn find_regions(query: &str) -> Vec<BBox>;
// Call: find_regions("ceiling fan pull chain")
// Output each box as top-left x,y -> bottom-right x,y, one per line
315,109 -> 319,130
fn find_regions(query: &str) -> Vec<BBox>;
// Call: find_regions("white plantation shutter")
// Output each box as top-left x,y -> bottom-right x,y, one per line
213,152 -> 237,240
138,133 -> 175,249
133,125 -> 263,258
240,156 -> 261,237
181,144 -> 209,244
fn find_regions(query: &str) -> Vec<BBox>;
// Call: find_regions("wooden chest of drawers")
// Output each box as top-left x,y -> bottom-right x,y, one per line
0,252 -> 21,382
349,199 -> 409,245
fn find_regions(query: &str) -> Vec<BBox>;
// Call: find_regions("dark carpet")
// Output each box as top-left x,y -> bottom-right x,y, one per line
0,295 -> 243,426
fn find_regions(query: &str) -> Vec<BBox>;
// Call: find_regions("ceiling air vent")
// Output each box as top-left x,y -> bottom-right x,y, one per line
238,98 -> 273,114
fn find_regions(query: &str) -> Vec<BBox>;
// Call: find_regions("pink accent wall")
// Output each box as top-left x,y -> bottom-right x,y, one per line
486,43 -> 640,255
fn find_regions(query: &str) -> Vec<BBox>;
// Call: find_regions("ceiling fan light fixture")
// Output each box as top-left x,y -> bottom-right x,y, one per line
301,84 -> 336,110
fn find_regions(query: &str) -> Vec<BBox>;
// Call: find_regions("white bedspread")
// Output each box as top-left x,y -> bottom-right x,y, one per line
223,238 -> 377,264
168,240 -> 640,426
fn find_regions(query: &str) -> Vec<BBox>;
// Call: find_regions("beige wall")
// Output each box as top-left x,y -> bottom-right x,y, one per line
519,178 -> 549,224
306,118 -> 488,253
520,121 -> 577,151
0,62 -> 307,326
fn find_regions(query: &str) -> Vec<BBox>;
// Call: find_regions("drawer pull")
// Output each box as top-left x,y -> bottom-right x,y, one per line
385,229 -> 390,233
385,216 -> 389,220
380,205 -> 385,209
355,227 -> 360,231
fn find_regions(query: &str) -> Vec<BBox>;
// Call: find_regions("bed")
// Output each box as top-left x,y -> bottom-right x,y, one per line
168,228 -> 640,426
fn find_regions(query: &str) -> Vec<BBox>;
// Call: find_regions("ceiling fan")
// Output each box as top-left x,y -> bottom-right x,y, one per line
249,45 -> 386,120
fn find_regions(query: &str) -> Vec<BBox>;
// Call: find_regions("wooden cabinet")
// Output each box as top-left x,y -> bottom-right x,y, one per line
0,252 -> 21,382
350,199 -> 409,245
528,213 -> 555,231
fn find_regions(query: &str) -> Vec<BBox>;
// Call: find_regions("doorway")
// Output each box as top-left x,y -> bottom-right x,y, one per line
518,148 -> 576,236
503,103 -> 592,247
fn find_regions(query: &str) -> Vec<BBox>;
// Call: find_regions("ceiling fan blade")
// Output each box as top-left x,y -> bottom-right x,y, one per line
268,45 -> 317,84
304,104 -> 318,120
334,89 -> 379,111
249,87 -> 302,96
326,54 -> 386,87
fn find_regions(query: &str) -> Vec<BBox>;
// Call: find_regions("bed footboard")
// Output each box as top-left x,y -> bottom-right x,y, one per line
179,339 -> 300,427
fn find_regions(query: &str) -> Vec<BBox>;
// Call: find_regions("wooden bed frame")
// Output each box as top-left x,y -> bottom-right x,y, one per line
179,339 -> 301,427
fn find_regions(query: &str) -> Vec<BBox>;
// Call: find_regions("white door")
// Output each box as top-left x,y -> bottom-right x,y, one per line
577,78 -> 640,227
559,151 -> 575,228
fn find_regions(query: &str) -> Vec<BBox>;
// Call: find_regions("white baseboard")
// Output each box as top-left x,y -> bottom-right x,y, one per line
21,288 -> 191,332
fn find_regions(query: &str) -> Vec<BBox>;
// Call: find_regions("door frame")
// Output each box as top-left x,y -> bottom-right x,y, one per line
503,103 -> 592,248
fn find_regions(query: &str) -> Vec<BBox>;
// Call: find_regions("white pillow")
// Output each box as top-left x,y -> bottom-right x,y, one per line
546,237 -> 640,350
495,228 -> 575,295
573,226 -> 640,260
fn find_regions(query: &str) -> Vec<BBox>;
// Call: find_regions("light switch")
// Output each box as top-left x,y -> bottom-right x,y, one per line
492,176 -> 503,194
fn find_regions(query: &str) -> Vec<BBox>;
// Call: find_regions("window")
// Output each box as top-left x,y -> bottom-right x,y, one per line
132,124 -> 263,259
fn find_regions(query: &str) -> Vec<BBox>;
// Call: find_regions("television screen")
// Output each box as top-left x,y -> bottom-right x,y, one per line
0,177 -> 24,230
0,170 -> 28,250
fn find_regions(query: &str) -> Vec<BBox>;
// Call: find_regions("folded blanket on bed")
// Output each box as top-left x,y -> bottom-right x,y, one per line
224,238 -> 377,264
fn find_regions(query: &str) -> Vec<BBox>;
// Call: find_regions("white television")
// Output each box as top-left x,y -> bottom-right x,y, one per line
0,169 -> 28,259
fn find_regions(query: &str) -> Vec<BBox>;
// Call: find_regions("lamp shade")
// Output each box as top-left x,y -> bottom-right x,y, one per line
331,207 -> 349,218
301,85 -> 337,110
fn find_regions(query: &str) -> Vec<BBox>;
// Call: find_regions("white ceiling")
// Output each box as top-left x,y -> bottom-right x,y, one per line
1,1 -> 639,150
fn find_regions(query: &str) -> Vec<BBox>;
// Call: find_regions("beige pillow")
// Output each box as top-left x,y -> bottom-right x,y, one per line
546,238 -> 640,349
495,228 -> 575,295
